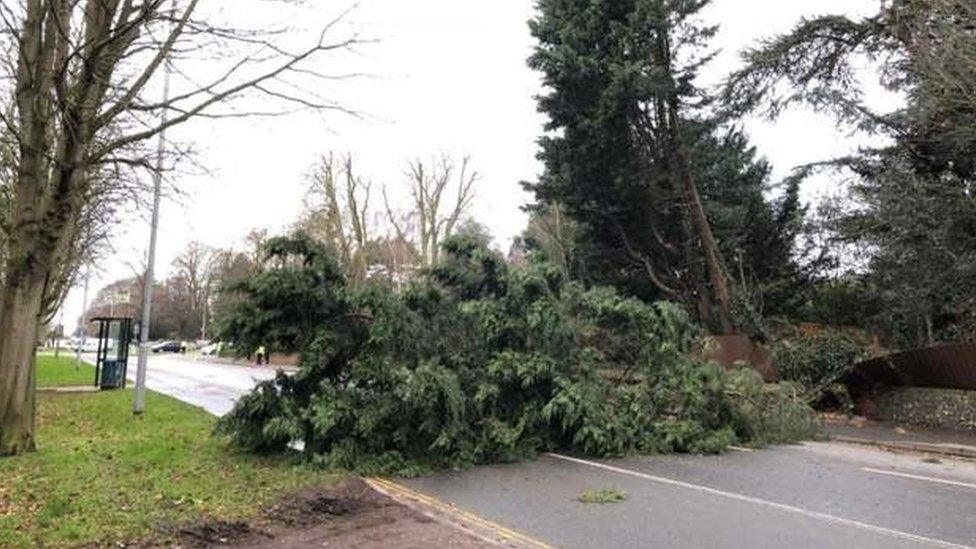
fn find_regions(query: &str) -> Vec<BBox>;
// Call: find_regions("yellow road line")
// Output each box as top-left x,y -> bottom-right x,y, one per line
366,477 -> 554,549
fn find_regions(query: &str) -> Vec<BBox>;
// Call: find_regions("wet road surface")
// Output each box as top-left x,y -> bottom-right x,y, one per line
123,354 -> 281,415
403,443 -> 976,548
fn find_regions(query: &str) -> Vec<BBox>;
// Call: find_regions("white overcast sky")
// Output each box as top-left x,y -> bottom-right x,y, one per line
61,0 -> 895,331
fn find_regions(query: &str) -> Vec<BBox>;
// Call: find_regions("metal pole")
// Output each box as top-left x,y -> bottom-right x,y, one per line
201,297 -> 208,342
134,4 -> 175,414
76,266 -> 90,371
55,309 -> 64,358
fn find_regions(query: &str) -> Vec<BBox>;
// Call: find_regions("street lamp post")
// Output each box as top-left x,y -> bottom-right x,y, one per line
75,265 -> 90,371
133,9 -> 175,414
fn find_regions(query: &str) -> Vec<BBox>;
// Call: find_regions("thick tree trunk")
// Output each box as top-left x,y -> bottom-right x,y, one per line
0,275 -> 45,456
681,213 -> 713,328
652,17 -> 736,335
678,153 -> 736,334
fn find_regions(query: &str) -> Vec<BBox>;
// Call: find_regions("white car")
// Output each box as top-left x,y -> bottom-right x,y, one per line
199,343 -> 219,356
74,339 -> 99,353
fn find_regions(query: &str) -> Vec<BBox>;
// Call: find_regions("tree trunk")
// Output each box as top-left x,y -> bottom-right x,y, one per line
654,19 -> 736,335
0,274 -> 44,456
681,213 -> 713,329
677,150 -> 736,334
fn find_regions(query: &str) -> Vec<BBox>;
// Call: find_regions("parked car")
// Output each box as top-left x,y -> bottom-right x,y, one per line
74,339 -> 99,353
199,342 -> 221,356
151,341 -> 182,353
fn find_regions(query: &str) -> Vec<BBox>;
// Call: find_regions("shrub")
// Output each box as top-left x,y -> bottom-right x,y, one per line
216,233 -> 819,474
771,330 -> 869,406
724,368 -> 821,445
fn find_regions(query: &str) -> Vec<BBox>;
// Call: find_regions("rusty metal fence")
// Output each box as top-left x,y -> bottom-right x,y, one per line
851,343 -> 976,391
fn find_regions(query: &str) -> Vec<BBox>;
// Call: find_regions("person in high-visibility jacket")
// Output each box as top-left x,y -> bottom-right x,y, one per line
255,345 -> 267,365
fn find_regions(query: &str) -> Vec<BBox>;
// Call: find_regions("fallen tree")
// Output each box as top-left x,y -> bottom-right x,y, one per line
216,234 -> 818,474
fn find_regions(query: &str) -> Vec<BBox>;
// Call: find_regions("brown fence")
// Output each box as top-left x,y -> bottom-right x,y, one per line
851,343 -> 976,391
706,334 -> 779,383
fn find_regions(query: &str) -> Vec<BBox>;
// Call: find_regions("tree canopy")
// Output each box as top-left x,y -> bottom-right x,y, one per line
526,0 -> 803,335
726,0 -> 976,347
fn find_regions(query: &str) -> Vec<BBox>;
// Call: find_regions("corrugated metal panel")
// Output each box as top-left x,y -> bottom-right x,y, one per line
851,343 -> 976,390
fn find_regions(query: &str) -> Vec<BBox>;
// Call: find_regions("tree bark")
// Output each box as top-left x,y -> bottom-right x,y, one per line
655,16 -> 736,334
0,0 -> 357,457
675,145 -> 736,334
0,273 -> 44,455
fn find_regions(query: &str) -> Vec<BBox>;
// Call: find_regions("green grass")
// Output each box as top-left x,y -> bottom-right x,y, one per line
0,390 -> 340,548
36,354 -> 96,388
578,488 -> 629,504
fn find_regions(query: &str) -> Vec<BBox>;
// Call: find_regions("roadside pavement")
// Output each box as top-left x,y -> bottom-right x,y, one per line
195,354 -> 300,372
824,417 -> 976,460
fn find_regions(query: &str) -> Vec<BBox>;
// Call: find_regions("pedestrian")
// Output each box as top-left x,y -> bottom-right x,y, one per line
256,345 -> 266,365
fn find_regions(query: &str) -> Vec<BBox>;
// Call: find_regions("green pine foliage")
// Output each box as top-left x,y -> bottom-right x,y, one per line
524,0 -> 806,332
578,489 -> 628,504
725,0 -> 976,348
771,330 -> 869,407
215,233 -> 817,475
216,232 -> 352,356
723,368 -> 823,446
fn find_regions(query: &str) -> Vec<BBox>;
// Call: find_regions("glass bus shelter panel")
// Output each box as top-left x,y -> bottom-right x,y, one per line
92,318 -> 133,390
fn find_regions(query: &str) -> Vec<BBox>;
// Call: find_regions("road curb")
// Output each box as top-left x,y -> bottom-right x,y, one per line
365,477 -> 552,549
37,386 -> 99,394
829,434 -> 976,460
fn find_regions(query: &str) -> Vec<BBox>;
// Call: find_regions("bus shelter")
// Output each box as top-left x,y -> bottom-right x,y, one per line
91,317 -> 134,390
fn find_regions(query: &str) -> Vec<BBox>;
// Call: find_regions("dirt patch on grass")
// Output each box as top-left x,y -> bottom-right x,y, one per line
175,520 -> 253,546
160,479 -> 496,548
261,487 -> 361,528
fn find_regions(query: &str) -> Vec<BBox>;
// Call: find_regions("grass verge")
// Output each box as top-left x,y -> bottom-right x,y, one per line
0,390 -> 340,548
36,353 -> 96,388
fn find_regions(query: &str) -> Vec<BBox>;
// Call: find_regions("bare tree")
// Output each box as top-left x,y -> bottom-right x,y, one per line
170,241 -> 216,340
0,0 -> 362,455
207,234 -> 265,335
243,229 -> 269,266
521,203 -> 582,278
366,232 -> 418,289
299,153 -> 372,283
385,155 -> 478,266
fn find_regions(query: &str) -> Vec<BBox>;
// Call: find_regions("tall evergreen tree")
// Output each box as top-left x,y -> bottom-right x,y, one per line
725,0 -> 976,347
527,0 -> 801,333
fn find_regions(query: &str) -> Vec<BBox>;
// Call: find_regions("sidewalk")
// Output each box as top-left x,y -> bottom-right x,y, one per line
823,417 -> 976,460
194,354 -> 300,372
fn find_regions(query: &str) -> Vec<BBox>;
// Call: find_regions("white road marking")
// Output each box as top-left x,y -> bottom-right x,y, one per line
546,453 -> 973,549
727,445 -> 754,452
862,468 -> 976,490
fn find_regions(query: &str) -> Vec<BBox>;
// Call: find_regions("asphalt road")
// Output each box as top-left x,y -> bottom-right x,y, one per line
404,443 -> 976,548
123,356 -> 976,548
122,354 -> 281,415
